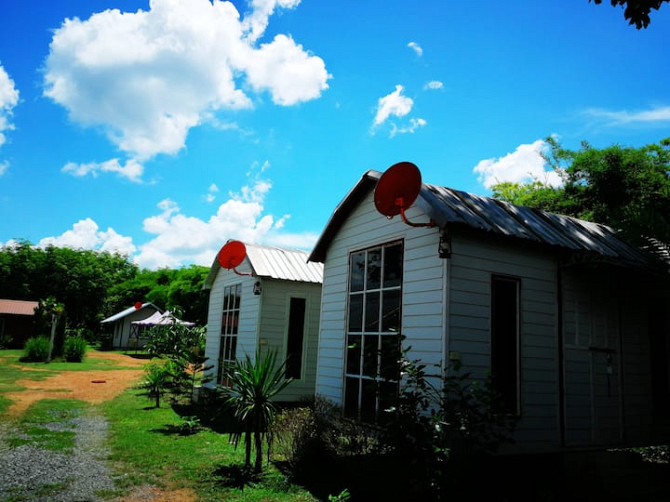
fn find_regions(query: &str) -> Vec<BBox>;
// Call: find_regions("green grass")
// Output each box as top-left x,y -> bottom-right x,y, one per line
101,388 -> 316,501
6,399 -> 87,452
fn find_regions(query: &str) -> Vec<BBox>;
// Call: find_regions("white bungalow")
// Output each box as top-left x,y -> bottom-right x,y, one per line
101,302 -> 162,349
308,166 -> 670,453
203,242 -> 323,402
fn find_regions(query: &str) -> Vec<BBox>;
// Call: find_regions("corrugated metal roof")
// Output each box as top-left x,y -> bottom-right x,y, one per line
100,303 -> 161,324
204,243 -> 323,289
0,299 -> 39,316
309,169 -> 652,267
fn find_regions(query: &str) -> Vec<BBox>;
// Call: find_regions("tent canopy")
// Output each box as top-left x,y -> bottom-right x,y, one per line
131,310 -> 195,327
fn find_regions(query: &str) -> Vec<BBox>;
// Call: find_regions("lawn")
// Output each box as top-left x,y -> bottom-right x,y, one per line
0,348 -> 318,501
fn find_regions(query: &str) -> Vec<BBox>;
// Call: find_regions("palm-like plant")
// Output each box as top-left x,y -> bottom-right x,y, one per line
219,349 -> 292,473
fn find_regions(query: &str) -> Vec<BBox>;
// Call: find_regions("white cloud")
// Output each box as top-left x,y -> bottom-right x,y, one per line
424,80 -> 443,90
242,0 -> 302,43
62,158 -> 144,182
473,139 -> 563,189
134,168 -> 317,269
43,0 -> 329,169
37,218 -> 137,256
372,85 -> 427,137
35,165 -> 317,269
583,105 -> 670,126
204,183 -> 219,202
390,118 -> 427,137
373,85 -> 414,126
407,41 -> 423,57
0,63 -> 19,171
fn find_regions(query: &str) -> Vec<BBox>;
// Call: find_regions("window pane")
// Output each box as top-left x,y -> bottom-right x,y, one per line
362,334 -> 378,378
378,380 -> 399,424
381,290 -> 400,333
360,379 -> 377,423
344,377 -> 360,419
366,249 -> 382,290
350,252 -> 365,292
364,292 -> 380,332
346,335 -> 361,375
492,277 -> 519,414
348,294 -> 363,332
383,244 -> 403,288
379,335 -> 401,381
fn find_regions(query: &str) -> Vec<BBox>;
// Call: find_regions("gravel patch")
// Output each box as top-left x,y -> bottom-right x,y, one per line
0,414 -> 118,501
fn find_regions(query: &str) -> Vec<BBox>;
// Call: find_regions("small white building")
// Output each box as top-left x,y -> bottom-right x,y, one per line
203,242 -> 323,402
101,302 -> 162,349
308,168 -> 670,453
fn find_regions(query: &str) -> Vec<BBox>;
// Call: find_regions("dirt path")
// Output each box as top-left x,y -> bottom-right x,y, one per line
4,351 -> 148,416
1,350 -> 198,501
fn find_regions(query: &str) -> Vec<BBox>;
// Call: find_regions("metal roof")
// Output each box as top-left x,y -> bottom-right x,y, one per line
204,243 -> 323,289
100,303 -> 162,324
0,299 -> 39,316
309,169 -> 652,267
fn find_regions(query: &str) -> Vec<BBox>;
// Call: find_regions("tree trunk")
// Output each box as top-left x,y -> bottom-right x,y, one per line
254,431 -> 263,473
244,428 -> 252,469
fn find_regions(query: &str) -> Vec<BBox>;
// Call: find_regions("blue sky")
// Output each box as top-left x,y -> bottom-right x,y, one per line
0,0 -> 669,269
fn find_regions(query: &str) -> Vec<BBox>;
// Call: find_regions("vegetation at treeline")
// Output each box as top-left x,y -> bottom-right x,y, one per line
0,241 -> 209,343
491,137 -> 670,263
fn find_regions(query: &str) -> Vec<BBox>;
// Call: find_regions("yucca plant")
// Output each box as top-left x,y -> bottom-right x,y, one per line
218,349 -> 292,473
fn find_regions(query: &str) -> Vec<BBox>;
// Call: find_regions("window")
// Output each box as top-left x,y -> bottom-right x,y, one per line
344,241 -> 403,422
286,297 -> 306,379
218,283 -> 241,385
491,276 -> 520,414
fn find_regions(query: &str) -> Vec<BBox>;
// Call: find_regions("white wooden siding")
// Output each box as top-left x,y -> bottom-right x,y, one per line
256,278 -> 321,402
448,233 -> 560,451
204,260 -> 260,387
315,192 -> 444,405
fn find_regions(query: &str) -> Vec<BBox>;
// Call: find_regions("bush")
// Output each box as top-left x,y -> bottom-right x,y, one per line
63,336 -> 88,362
23,336 -> 50,362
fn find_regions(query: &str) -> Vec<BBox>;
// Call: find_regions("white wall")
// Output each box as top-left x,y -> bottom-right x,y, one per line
204,260 -> 260,387
315,190 -> 445,405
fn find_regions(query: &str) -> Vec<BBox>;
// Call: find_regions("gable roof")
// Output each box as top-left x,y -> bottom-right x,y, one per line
308,169 -> 651,267
0,299 -> 39,316
204,242 -> 323,290
100,303 -> 162,324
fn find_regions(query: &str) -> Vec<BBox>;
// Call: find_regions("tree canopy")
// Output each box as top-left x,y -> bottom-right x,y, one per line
589,0 -> 669,28
491,137 -> 670,263
0,242 -> 210,340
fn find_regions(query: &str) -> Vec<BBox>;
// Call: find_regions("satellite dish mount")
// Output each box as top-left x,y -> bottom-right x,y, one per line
374,161 -> 436,228
217,240 -> 252,276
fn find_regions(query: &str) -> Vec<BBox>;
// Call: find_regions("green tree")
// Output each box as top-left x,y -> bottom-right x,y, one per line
589,0 -> 669,28
491,137 -> 670,263
218,349 -> 292,473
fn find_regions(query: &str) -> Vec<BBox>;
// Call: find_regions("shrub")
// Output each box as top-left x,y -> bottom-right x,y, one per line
63,336 -> 88,362
23,336 -> 51,362
138,361 -> 174,408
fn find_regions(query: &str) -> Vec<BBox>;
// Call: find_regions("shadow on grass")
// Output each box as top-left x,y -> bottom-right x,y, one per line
212,463 -> 259,489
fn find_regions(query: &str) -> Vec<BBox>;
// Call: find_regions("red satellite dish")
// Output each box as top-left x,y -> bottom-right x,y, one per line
374,162 -> 435,227
217,240 -> 252,276
134,302 -> 142,310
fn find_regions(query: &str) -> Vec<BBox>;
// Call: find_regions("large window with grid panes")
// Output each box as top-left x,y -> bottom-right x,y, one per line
217,283 -> 241,385
344,241 -> 403,423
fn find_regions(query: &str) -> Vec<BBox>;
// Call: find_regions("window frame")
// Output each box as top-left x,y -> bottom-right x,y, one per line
343,240 -> 404,423
491,274 -> 521,415
217,282 -> 241,386
285,296 -> 307,380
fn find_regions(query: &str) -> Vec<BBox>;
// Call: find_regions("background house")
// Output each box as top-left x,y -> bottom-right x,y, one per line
203,242 -> 323,402
308,168 -> 670,453
0,299 -> 39,348
101,302 -> 162,349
